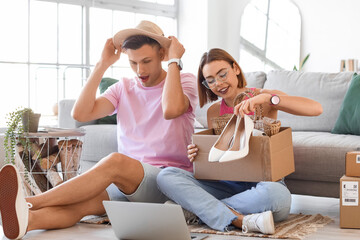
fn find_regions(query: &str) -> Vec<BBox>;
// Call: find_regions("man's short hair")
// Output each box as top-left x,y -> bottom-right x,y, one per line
122,35 -> 161,50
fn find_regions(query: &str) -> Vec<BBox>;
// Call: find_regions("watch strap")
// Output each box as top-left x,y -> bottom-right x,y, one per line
168,58 -> 182,70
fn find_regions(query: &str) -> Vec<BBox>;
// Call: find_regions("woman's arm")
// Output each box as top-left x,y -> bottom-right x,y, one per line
234,89 -> 323,117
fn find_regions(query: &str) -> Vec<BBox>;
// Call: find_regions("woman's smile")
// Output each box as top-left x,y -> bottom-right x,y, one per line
217,86 -> 229,95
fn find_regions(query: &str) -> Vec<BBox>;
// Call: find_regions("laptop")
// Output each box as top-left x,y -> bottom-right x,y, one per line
103,201 -> 208,240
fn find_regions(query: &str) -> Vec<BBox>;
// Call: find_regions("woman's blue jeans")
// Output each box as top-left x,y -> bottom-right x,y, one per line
157,167 -> 291,232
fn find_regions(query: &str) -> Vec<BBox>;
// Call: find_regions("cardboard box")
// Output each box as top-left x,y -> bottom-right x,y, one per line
345,152 -> 360,177
193,127 -> 295,182
340,175 -> 360,228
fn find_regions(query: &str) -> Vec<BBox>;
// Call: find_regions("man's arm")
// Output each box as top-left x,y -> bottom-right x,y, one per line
162,36 -> 190,120
72,38 -> 120,122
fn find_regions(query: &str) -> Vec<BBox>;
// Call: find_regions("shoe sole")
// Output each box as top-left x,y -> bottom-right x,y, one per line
0,165 -> 28,239
263,211 -> 275,234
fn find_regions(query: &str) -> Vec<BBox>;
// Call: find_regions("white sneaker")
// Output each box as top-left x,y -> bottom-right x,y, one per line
242,211 -> 275,235
165,200 -> 199,224
0,164 -> 32,240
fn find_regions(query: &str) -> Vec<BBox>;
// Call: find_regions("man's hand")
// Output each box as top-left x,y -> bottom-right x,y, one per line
99,38 -> 121,68
167,36 -> 185,59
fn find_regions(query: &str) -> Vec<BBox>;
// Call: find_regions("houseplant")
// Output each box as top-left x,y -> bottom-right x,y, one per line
4,107 -> 41,165
4,108 -> 42,193
293,53 -> 310,71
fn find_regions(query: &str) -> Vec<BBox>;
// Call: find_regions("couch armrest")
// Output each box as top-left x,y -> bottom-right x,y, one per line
58,99 -> 97,128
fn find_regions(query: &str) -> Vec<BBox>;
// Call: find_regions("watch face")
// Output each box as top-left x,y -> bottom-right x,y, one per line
271,95 -> 280,105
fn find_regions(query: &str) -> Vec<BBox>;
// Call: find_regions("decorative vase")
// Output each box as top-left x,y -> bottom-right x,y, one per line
22,111 -> 41,133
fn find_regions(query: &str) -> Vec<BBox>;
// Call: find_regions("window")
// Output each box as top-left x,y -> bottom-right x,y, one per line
0,0 -> 177,127
239,0 -> 301,72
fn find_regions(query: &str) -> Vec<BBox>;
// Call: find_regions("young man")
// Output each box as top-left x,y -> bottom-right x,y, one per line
0,20 -> 198,239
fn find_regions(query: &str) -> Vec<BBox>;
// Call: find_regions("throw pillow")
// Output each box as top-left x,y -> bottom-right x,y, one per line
98,77 -> 119,124
332,73 -> 360,135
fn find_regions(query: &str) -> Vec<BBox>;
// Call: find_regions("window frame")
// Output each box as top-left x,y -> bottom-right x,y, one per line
0,0 -> 178,126
39,0 -> 177,18
239,0 -> 300,71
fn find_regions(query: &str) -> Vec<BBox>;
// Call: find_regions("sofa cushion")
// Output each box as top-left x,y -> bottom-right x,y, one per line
80,125 -> 118,163
195,71 -> 266,128
98,78 -> 119,124
332,73 -> 360,135
58,99 -> 77,128
287,131 -> 360,183
264,70 -> 354,132
58,99 -> 97,128
244,71 -> 267,89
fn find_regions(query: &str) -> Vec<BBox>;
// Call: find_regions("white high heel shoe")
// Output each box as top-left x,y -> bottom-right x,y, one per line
219,114 -> 254,162
208,114 -> 237,162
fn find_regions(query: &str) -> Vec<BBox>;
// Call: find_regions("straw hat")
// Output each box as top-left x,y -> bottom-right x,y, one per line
113,20 -> 171,61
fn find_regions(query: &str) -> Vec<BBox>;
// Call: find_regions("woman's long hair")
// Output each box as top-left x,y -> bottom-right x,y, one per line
197,48 -> 247,107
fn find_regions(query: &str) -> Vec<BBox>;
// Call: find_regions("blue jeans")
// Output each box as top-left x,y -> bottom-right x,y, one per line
157,167 -> 291,232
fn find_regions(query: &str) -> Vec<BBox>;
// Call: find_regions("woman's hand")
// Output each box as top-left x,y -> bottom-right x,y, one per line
99,38 -> 121,68
168,36 -> 185,59
187,144 -> 198,162
234,94 -> 270,117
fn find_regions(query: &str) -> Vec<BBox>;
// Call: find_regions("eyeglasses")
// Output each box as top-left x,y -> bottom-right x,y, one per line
201,68 -> 230,89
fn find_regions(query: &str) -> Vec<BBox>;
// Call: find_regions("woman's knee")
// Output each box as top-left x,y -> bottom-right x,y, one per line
157,167 -> 180,183
259,182 -> 291,221
157,167 -> 187,189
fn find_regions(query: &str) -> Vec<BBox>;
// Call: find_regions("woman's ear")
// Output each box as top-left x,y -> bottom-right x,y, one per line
233,62 -> 241,75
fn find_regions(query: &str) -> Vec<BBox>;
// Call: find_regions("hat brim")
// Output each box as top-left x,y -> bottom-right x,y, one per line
113,28 -> 171,61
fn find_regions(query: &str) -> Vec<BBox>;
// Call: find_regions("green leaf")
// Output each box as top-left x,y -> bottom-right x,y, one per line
299,53 -> 310,70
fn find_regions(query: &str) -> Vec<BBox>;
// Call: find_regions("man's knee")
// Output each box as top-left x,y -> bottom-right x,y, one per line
103,152 -> 129,166
99,152 -> 120,169
100,153 -> 138,177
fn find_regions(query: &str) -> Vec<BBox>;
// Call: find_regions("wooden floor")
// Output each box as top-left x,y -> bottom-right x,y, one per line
0,194 -> 359,239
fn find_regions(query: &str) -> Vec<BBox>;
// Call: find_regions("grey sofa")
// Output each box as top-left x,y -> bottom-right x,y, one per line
58,70 -> 360,198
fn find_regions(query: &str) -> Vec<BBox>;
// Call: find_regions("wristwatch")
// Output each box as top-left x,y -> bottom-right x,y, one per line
168,58 -> 183,71
270,94 -> 280,105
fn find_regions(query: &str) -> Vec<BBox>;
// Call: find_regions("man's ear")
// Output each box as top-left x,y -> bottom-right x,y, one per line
233,62 -> 241,75
159,47 -> 165,61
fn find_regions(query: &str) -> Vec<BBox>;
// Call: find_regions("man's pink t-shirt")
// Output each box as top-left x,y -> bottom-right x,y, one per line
102,73 -> 198,172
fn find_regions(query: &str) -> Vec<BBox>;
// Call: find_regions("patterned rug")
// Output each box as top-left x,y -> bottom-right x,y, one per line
80,213 -> 333,240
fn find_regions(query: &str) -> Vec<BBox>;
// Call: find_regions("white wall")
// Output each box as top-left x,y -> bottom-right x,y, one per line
178,0 -> 250,74
177,0 -> 208,75
178,0 -> 360,73
207,0 -> 250,61
293,0 -> 360,72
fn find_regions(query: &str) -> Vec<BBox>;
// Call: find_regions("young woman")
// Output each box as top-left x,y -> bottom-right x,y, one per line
157,48 -> 323,234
